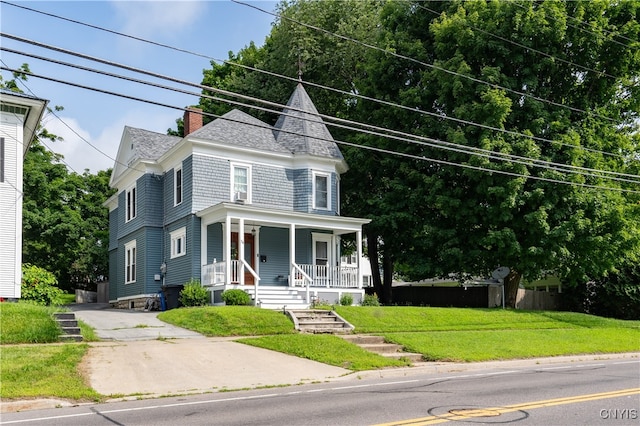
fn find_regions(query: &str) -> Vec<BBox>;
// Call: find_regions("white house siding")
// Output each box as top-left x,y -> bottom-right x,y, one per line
0,115 -> 23,298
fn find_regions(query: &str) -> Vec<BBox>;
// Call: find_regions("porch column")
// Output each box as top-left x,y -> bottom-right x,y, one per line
289,223 -> 295,284
200,220 -> 207,279
357,230 -> 363,289
238,217 -> 245,285
225,215 -> 232,284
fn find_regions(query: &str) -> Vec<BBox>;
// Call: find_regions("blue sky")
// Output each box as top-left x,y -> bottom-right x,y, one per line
1,0 -> 277,173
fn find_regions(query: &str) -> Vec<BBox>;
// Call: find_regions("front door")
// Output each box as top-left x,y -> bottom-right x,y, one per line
313,234 -> 332,287
231,232 -> 255,285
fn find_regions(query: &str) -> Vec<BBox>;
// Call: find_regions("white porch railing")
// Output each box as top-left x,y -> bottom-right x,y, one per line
290,264 -> 360,288
202,262 -> 359,289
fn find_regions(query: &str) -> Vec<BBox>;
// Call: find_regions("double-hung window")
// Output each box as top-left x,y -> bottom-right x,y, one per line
126,184 -> 136,222
313,172 -> 330,210
174,166 -> 183,206
125,240 -> 136,283
170,227 -> 186,258
231,163 -> 251,202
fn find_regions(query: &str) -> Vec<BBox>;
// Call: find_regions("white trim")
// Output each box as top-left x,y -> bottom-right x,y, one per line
125,183 -> 136,222
230,162 -> 252,203
170,227 -> 186,258
174,165 -> 183,206
124,240 -> 137,284
312,171 -> 330,210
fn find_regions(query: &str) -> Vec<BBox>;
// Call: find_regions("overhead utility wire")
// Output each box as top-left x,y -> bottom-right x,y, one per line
0,4 -> 627,160
4,43 -> 639,185
412,1 -> 620,80
2,64 -> 638,195
232,0 -> 617,123
2,33 -> 633,178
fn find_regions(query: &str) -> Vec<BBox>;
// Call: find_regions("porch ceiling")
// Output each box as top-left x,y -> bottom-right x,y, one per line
196,202 -> 370,234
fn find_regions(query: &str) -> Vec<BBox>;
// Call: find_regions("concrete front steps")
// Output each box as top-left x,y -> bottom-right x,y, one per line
53,312 -> 83,342
341,334 -> 423,363
253,286 -> 309,310
287,309 -> 354,334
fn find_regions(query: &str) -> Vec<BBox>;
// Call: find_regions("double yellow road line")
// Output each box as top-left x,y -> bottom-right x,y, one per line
376,388 -> 640,425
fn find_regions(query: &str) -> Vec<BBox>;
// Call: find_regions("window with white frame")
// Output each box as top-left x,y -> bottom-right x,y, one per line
170,227 -> 186,258
174,166 -> 183,206
231,163 -> 251,202
313,172 -> 330,210
125,184 -> 136,222
125,240 -> 136,284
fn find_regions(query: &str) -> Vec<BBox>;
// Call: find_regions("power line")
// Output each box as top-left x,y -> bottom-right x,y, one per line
4,45 -> 639,186
0,2 -> 630,161
4,33 -> 638,185
2,65 -> 638,195
233,0 -> 619,123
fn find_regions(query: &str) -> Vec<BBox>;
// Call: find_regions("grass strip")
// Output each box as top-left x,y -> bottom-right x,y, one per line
239,334 -> 410,370
0,303 -> 62,344
334,306 -> 640,333
386,328 -> 640,362
158,306 -> 296,336
1,344 -> 101,401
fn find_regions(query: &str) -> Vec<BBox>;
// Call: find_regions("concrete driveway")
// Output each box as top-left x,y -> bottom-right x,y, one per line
64,303 -> 350,398
68,303 -> 205,340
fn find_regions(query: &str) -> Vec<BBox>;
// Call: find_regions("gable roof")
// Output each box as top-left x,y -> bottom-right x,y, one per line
125,126 -> 182,161
0,89 -> 48,151
273,83 -> 343,161
189,109 -> 290,154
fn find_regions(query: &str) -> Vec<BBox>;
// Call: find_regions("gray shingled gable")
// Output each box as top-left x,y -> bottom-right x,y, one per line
126,126 -> 182,161
273,83 -> 343,160
189,109 -> 290,153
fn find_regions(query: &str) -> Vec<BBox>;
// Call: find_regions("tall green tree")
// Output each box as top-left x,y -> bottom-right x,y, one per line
356,0 -> 640,305
189,0 -> 639,307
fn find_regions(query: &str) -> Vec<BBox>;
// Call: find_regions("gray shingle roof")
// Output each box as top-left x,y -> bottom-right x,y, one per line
126,126 -> 182,161
273,83 -> 343,160
189,109 -> 290,153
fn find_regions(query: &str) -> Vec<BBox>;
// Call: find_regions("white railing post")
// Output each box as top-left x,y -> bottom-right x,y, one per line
357,230 -> 363,289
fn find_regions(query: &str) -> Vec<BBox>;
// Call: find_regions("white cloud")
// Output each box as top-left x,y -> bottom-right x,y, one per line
111,0 -> 206,38
45,109 -> 180,175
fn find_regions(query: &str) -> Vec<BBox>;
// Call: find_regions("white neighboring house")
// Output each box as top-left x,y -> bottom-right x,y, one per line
0,90 -> 47,300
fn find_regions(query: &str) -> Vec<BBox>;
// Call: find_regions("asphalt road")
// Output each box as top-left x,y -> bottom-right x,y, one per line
3,357 -> 638,425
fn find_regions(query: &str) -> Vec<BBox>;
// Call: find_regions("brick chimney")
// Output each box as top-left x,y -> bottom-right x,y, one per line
184,107 -> 203,135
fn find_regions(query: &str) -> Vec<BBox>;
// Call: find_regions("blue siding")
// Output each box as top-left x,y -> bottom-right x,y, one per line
142,174 -> 164,227
253,165 -> 294,210
109,249 -> 118,301
117,228 -> 146,298
191,155 -> 230,212
144,227 -> 164,293
293,169 -> 310,212
165,157 -> 192,224
295,229 -> 312,264
258,227 -> 290,286
108,209 -> 119,251
206,223 -> 223,264
163,215 -> 201,286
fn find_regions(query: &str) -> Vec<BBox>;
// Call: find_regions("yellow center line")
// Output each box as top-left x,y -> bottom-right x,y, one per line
374,388 -> 640,426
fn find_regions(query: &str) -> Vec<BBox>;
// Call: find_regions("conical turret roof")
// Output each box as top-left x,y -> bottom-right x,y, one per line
273,83 -> 343,160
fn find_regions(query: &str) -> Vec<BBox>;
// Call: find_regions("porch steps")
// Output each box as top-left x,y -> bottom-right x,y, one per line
287,309 -> 354,334
254,286 -> 309,310
53,312 -> 83,342
341,334 -> 423,363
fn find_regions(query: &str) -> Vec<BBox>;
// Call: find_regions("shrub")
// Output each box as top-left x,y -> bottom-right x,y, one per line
21,264 -> 63,306
340,293 -> 354,306
179,279 -> 210,307
221,289 -> 251,306
362,293 -> 380,306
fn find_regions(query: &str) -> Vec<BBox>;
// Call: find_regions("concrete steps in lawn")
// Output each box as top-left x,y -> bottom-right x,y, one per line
287,309 -> 354,334
341,334 -> 423,363
53,312 -> 83,342
253,286 -> 309,310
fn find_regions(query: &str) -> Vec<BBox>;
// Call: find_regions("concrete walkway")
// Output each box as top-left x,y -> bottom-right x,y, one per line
70,304 -> 349,396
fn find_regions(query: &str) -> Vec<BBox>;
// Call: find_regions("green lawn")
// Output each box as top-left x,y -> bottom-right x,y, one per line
0,302 -> 102,401
2,303 -> 639,402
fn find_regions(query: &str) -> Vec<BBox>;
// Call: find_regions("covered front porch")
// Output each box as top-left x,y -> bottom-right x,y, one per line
197,203 -> 370,308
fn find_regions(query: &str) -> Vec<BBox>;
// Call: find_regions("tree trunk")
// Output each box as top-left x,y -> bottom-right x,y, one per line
381,253 -> 393,304
504,269 -> 522,308
366,228 -> 384,300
